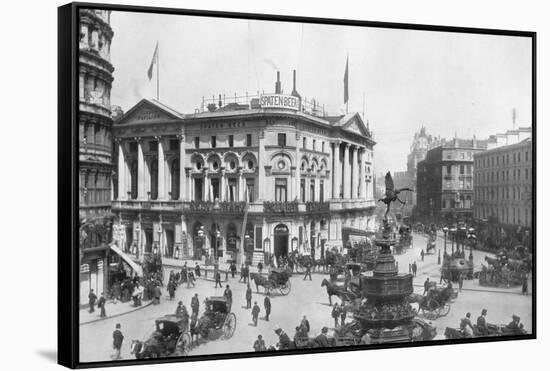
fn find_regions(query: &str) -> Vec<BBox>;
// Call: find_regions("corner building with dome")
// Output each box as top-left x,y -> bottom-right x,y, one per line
112,74 -> 376,266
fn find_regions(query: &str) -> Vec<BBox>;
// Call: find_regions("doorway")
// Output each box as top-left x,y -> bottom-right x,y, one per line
274,224 -> 289,258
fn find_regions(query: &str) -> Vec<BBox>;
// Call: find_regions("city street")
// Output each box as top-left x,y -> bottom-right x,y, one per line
79,232 -> 532,362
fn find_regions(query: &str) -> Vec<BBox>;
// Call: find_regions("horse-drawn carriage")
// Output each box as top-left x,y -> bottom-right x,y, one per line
250,268 -> 292,296
130,315 -> 191,359
425,235 -> 437,255
478,251 -> 530,287
409,283 -> 457,320
142,253 -> 164,282
445,322 -> 527,339
194,296 -> 237,341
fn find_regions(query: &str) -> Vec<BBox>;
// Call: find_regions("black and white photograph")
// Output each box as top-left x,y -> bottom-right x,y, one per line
67,3 -> 534,366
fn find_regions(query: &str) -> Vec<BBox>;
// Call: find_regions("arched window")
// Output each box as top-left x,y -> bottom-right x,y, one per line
130,160 -> 138,199
170,159 -> 180,200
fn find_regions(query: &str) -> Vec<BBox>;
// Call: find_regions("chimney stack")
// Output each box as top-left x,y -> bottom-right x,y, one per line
291,69 -> 301,99
275,71 -> 281,94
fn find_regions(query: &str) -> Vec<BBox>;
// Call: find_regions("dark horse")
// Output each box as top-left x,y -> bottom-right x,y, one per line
321,278 -> 354,305
130,339 -> 161,359
250,273 -> 273,294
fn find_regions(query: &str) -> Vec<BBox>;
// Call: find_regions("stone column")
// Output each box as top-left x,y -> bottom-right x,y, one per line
258,129 -> 266,200
343,143 -> 351,199
156,137 -> 166,200
220,170 -> 226,201
137,138 -> 146,200
351,146 -> 358,199
117,141 -> 126,200
178,134 -> 186,200
238,170 -> 244,201
359,148 -> 367,199
204,171 -> 209,201
332,141 -> 341,199
295,131 -> 301,201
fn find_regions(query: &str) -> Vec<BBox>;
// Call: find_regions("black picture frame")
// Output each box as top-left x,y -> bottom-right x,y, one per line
58,2 -> 536,368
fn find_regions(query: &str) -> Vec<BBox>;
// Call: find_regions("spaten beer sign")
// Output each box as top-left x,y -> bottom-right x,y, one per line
259,94 -> 300,111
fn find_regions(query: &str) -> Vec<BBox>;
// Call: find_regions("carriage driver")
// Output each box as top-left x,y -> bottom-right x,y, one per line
460,312 -> 474,338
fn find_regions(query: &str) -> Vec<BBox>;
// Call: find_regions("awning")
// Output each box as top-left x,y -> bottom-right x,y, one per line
109,244 -> 143,276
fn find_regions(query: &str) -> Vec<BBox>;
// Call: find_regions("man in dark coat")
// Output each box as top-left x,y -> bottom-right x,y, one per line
153,285 -> 162,305
181,264 -> 188,283
194,263 -> 201,277
215,271 -> 223,288
230,262 -> 237,278
191,293 -> 200,316
167,280 -> 176,300
97,292 -> 107,317
303,261 -> 312,281
300,315 -> 310,336
187,271 -> 196,288
223,284 -> 233,312
88,289 -> 97,313
239,264 -> 246,283
275,327 -> 292,350
423,277 -> 430,295
243,264 -> 250,284
331,303 -> 340,327
252,301 -> 261,326
253,334 -> 266,352
412,261 -> 417,277
245,284 -> 252,309
476,309 -> 489,335
111,323 -> 124,360
264,295 -> 272,321
314,327 -> 331,348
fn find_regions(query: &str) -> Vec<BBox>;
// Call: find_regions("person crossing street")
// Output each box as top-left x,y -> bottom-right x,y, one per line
264,295 -> 272,321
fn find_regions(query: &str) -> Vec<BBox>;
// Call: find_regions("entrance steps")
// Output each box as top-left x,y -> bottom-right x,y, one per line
251,251 -> 264,266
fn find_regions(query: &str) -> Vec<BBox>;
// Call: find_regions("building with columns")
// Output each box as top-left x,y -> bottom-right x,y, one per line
112,76 -> 376,265
78,9 -> 115,304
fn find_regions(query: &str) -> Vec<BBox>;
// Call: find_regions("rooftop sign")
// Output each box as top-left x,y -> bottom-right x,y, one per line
259,94 -> 300,111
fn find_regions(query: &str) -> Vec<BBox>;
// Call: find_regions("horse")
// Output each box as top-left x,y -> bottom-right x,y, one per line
321,278 -> 353,305
130,339 -> 160,359
249,273 -> 273,294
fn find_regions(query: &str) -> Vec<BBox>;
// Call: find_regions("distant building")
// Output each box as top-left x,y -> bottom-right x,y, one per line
473,128 -> 532,227
416,137 -> 487,224
406,126 -> 440,207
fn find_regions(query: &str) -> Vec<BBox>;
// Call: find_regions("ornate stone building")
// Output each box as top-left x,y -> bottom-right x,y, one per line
78,9 -> 115,303
112,74 -> 376,265
416,137 -> 487,224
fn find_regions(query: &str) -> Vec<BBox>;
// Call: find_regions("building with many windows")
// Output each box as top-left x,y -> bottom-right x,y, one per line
416,137 -> 487,224
473,128 -> 532,227
112,72 -> 376,265
78,9 -> 115,304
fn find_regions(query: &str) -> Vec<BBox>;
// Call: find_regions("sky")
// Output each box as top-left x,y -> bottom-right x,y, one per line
107,10 -> 532,173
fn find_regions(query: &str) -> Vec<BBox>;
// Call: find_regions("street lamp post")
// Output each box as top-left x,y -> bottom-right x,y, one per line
450,226 -> 457,256
467,227 -> 476,261
442,226 -> 448,255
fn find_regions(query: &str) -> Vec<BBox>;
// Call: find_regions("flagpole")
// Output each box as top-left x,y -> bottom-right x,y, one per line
156,42 -> 160,100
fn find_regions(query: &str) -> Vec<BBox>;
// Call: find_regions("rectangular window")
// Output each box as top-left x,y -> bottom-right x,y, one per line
445,180 -> 451,189
525,168 -> 528,180
246,179 -> 255,202
194,137 -> 200,149
310,180 -> 315,201
300,179 -> 305,202
459,180 -> 464,189
169,139 -> 179,151
211,136 -> 216,148
228,178 -> 236,201
320,180 -> 324,202
194,178 -> 203,201
302,137 -> 306,149
447,165 -> 452,175
460,152 -> 465,159
275,178 -> 287,202
322,142 -> 325,152
278,133 -> 286,147
460,165 -> 464,175
312,139 -> 316,151
228,135 -> 234,147
246,134 -> 252,147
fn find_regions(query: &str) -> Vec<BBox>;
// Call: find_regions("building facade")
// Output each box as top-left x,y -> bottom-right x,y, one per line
416,137 -> 487,224
112,83 -> 376,265
78,9 -> 115,304
473,129 -> 532,227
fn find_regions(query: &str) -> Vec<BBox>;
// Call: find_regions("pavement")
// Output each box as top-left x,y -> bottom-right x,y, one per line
80,299 -> 153,325
78,231 -> 533,363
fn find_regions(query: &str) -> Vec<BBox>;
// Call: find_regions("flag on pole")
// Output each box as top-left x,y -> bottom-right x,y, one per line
343,55 -> 349,105
147,42 -> 159,80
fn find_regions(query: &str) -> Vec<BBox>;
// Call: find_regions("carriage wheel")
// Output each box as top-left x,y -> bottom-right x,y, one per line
440,302 -> 451,317
422,299 -> 440,320
222,313 -> 237,339
177,332 -> 192,356
279,281 -> 291,296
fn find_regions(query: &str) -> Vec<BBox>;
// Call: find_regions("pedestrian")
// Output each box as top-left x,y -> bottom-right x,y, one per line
239,264 -> 245,283
215,270 -> 222,288
191,293 -> 200,316
476,309 -> 489,335
303,261 -> 312,281
224,284 -> 233,312
458,273 -> 464,292
522,277 -> 528,295
153,284 -> 162,305
187,271 -> 196,288
423,277 -> 430,295
264,295 -> 272,321
194,262 -> 201,277
258,261 -> 264,274
189,313 -> 198,345
252,301 -> 260,326
421,249 -> 425,261
340,305 -> 347,326
98,292 -> 107,317
245,283 -> 252,309
412,261 -> 417,277
181,264 -> 188,283
300,315 -> 310,336
88,289 -> 97,313
167,280 -> 176,300
460,312 -> 474,338
243,264 -> 250,284
314,327 -> 330,348
253,334 -> 266,352
111,323 -> 124,360
331,303 -> 341,327
274,327 -> 292,350
230,261 -> 237,278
